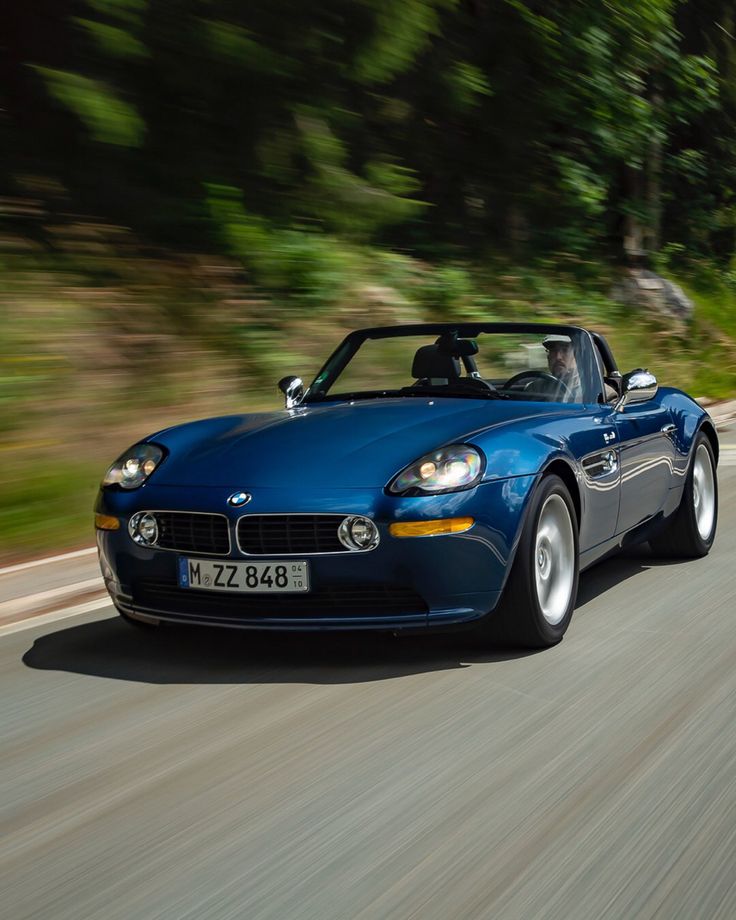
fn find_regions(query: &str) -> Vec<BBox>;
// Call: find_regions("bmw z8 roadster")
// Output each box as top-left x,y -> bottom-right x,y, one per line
95,323 -> 718,647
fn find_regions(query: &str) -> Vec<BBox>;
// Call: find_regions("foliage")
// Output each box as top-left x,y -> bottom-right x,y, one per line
3,0 -> 727,262
32,68 -> 145,147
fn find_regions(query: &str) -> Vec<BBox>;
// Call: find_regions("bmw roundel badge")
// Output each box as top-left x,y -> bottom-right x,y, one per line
227,492 -> 251,507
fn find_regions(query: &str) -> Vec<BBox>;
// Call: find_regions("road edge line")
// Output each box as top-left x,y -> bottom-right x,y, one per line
0,598 -> 112,638
0,547 -> 97,577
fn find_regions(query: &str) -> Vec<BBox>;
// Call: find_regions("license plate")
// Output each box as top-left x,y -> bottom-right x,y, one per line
178,557 -> 309,593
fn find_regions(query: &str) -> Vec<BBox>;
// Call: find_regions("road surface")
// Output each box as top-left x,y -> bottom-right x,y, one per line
2,445 -> 736,919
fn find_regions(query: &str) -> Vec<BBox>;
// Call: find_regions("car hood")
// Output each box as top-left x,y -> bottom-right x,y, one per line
149,398 -> 559,488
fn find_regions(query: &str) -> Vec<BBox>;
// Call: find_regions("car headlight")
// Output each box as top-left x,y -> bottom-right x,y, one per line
337,515 -> 380,551
129,511 -> 159,545
102,443 -> 164,490
388,445 -> 484,495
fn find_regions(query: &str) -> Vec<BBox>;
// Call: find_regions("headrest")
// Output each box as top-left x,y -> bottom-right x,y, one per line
435,333 -> 479,357
412,345 -> 462,381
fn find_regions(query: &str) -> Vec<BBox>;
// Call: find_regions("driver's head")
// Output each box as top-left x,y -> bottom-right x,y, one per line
543,334 -> 577,379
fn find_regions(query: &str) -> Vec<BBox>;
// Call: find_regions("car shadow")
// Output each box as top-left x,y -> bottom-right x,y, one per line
23,545 -> 692,685
22,616 -> 542,685
576,542 -> 700,609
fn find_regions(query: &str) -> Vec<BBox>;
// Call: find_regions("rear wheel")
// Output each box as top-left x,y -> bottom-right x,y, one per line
481,474 -> 579,648
649,433 -> 717,558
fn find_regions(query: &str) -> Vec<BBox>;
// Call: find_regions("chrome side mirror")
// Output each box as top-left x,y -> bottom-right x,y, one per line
615,369 -> 658,412
278,375 -> 304,409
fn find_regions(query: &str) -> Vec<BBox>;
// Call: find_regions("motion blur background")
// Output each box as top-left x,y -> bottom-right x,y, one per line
2,0 -> 736,559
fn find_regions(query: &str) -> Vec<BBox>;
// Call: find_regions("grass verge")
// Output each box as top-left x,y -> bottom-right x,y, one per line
2,245 -> 734,561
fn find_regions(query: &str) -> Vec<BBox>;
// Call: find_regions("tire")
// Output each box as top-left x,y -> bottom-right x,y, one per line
481,473 -> 579,648
649,433 -> 717,559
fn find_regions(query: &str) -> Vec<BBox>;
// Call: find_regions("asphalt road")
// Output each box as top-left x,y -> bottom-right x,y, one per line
3,458 -> 736,919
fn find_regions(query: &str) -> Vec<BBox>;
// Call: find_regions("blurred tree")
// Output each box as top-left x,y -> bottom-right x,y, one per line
0,0 -> 728,269
669,0 -> 736,261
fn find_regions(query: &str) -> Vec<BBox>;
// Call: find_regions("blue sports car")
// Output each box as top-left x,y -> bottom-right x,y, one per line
95,323 -> 718,647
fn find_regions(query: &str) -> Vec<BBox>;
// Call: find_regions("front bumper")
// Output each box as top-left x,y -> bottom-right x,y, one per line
96,477 -> 536,631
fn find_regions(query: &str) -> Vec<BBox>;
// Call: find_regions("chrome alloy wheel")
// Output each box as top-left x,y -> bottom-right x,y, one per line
692,443 -> 716,541
534,493 -> 576,625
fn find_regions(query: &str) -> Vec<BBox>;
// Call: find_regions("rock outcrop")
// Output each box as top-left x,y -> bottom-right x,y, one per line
611,269 -> 694,321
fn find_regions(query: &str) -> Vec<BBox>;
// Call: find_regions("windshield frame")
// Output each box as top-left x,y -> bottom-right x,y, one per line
304,322 -> 606,406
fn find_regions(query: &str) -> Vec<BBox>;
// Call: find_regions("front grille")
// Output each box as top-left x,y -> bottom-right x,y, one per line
131,579 -> 427,620
154,512 -> 230,555
237,514 -> 348,555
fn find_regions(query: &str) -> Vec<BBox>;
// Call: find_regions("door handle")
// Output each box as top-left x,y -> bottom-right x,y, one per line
661,423 -> 676,435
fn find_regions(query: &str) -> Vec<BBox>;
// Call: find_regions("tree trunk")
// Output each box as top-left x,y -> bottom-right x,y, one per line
623,165 -> 645,264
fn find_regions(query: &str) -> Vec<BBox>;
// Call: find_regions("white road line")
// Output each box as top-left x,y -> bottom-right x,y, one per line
0,577 -> 105,618
0,598 -> 112,638
0,546 -> 97,577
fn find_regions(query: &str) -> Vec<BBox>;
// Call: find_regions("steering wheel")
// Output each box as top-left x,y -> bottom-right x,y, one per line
504,370 -> 573,401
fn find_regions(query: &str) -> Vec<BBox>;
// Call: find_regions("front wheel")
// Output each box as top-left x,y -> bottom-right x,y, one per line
649,433 -> 717,558
481,474 -> 579,648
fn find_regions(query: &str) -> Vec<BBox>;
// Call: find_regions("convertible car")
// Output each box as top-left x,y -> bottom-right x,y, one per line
95,323 -> 718,647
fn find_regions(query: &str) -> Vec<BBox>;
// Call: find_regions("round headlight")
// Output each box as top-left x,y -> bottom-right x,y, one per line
338,515 -> 379,551
129,512 -> 159,546
419,461 -> 437,480
123,458 -> 141,479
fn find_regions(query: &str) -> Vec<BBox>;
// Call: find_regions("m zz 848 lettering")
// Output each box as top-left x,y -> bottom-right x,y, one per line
184,559 -> 307,593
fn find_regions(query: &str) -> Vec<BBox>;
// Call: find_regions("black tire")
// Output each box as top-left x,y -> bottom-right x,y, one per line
480,474 -> 579,648
649,433 -> 718,559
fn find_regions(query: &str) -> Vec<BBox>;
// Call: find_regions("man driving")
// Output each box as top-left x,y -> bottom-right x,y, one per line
542,334 -> 583,402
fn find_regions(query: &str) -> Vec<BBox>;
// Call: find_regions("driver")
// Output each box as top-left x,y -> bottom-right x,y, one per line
542,334 -> 583,402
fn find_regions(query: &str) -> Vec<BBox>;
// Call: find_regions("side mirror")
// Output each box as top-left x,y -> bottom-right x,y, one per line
615,369 -> 658,412
278,375 -> 304,409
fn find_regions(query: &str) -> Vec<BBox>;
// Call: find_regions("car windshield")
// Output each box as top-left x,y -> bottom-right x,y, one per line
306,327 -> 599,405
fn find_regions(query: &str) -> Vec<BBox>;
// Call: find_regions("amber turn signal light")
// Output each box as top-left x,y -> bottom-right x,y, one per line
94,513 -> 120,531
389,517 -> 474,538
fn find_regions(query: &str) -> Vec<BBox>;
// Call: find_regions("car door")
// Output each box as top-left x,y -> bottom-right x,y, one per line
572,408 -> 621,553
613,399 -> 676,534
